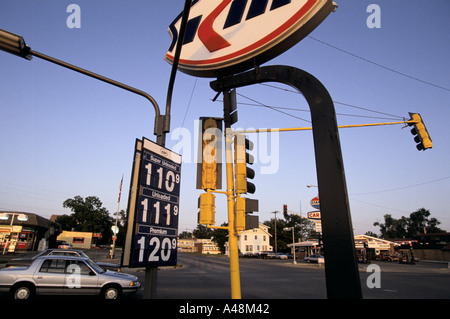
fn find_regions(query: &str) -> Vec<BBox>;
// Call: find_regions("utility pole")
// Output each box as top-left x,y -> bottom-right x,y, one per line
272,211 -> 278,253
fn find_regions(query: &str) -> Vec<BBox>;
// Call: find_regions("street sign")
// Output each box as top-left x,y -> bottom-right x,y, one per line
111,226 -> 119,234
165,0 -> 337,77
124,137 -> 182,268
314,221 -> 322,233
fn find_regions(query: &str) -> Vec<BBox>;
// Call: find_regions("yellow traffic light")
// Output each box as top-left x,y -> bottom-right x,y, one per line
199,192 -> 215,225
408,113 -> 432,151
197,117 -> 223,190
234,134 -> 255,194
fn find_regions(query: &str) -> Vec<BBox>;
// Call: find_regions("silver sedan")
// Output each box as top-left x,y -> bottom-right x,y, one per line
0,255 -> 140,299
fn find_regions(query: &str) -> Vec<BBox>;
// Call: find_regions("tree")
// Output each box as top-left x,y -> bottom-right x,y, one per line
263,213 -> 318,253
373,208 -> 445,239
192,224 -> 228,253
193,224 -> 215,239
364,231 -> 378,238
57,195 -> 114,244
282,211 -> 319,242
178,231 -> 193,239
211,223 -> 228,254
407,208 -> 444,236
373,214 -> 408,239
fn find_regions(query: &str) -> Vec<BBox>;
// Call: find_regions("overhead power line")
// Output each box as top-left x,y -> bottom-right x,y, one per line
257,84 -> 404,120
307,36 -> 450,93
352,176 -> 450,196
236,92 -> 311,123
228,89 -> 405,122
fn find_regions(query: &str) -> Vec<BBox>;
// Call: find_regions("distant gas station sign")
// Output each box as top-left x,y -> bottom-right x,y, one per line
308,211 -> 321,220
165,0 -> 337,77
310,196 -> 320,210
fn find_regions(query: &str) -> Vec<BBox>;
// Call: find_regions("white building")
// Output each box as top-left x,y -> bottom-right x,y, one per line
226,224 -> 273,256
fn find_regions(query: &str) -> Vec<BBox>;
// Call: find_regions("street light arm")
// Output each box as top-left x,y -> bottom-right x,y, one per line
29,49 -> 162,138
0,28 -> 32,60
164,0 -> 192,145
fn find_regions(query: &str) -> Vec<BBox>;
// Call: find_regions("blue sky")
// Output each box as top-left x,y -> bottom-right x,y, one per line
1,0 -> 449,236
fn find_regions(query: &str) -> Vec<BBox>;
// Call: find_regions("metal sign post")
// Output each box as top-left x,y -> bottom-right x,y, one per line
211,65 -> 363,299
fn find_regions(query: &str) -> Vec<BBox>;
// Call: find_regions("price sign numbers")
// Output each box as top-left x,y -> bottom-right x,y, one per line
143,162 -> 181,193
139,198 -> 179,226
137,150 -> 181,228
129,138 -> 182,268
134,235 -> 177,265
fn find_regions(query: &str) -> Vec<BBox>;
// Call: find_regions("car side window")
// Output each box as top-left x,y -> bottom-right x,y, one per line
66,260 -> 94,276
39,259 -> 67,273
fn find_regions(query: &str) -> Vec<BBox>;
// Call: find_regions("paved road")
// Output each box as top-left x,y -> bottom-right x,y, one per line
116,252 -> 450,299
156,253 -> 328,299
2,249 -> 449,299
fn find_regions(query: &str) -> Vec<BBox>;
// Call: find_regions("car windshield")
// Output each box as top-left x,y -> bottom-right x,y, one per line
31,251 -> 47,259
85,259 -> 106,274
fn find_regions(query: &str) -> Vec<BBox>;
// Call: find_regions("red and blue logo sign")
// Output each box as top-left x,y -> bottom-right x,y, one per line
310,196 -> 320,209
165,0 -> 337,77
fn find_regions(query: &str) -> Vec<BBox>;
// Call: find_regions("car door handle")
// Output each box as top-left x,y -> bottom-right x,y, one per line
36,276 -> 43,279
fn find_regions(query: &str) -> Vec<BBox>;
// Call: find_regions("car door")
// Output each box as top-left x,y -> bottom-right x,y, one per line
33,258 -> 67,295
65,260 -> 99,295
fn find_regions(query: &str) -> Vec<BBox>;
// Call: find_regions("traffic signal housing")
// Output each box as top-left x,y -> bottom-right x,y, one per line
234,134 -> 255,194
283,204 -> 288,214
196,117 -> 223,190
235,197 -> 259,232
408,113 -> 432,151
198,192 -> 216,226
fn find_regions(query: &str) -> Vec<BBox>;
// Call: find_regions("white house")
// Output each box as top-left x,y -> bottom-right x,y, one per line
226,224 -> 273,256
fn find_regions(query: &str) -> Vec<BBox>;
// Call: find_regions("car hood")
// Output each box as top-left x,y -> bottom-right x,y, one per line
96,261 -> 120,268
102,270 -> 137,281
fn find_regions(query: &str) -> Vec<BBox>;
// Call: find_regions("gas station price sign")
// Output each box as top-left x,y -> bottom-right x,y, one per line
127,137 -> 182,268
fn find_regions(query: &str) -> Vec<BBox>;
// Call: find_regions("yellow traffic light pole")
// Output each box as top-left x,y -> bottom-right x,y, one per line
204,127 -> 241,299
225,127 -> 241,299
199,113 -> 242,298
232,119 -> 418,134
232,116 -> 432,151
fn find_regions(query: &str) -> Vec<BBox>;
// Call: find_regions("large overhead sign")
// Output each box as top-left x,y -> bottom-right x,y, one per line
122,137 -> 182,268
165,0 -> 337,77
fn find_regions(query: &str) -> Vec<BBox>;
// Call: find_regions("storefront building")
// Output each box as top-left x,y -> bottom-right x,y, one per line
354,234 -> 396,262
0,211 -> 59,253
57,231 -> 96,249
288,240 -> 321,260
177,238 -> 221,254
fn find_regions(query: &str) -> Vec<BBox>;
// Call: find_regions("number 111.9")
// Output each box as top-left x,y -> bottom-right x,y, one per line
141,198 -> 178,226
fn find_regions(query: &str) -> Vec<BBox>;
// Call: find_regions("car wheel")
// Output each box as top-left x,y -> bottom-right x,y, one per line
102,285 -> 122,299
12,283 -> 35,299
